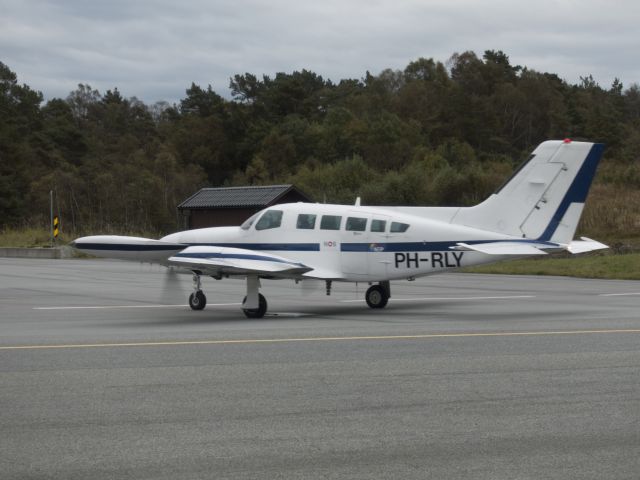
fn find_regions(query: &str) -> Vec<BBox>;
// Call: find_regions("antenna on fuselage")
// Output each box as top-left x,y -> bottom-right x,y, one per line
354,197 -> 361,206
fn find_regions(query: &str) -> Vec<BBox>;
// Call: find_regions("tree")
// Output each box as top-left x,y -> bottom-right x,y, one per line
66,84 -> 100,123
1,53 -> 639,239
0,62 -> 44,226
180,83 -> 226,117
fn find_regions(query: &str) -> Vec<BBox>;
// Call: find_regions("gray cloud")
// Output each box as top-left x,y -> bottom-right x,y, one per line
1,0 -> 638,104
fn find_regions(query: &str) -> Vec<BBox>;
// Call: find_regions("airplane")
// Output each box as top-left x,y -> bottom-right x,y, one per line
72,139 -> 608,318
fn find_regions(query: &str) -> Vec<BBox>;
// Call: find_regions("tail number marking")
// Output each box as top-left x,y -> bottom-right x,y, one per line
394,252 -> 464,269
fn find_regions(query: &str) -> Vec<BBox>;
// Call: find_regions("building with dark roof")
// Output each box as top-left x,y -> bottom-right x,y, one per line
178,184 -> 312,229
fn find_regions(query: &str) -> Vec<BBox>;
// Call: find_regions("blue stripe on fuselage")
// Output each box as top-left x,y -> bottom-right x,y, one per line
340,239 -> 557,252
341,242 -> 454,252
188,243 -> 320,252
76,239 -> 558,254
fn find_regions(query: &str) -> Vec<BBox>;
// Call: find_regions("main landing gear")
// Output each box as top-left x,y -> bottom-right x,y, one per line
242,275 -> 267,318
242,293 -> 267,318
365,281 -> 391,309
188,273 -> 269,319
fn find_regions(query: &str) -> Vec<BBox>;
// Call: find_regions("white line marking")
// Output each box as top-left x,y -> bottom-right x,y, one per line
599,293 -> 640,297
340,295 -> 535,303
33,303 -> 241,310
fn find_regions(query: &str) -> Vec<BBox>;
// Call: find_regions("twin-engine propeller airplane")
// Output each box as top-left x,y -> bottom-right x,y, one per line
73,140 -> 607,318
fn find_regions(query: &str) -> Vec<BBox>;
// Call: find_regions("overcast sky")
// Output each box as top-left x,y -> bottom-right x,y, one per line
1,0 -> 639,104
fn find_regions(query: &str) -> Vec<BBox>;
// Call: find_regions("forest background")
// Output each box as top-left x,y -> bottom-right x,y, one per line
1,50 -> 639,249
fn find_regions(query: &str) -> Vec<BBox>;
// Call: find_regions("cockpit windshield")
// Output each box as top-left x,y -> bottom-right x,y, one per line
254,210 -> 284,230
240,212 -> 261,230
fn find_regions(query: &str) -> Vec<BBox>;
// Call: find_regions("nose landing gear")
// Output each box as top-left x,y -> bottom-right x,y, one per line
188,273 -> 206,310
189,290 -> 207,310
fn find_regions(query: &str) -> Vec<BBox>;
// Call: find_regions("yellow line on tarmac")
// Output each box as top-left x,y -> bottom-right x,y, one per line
2,329 -> 640,351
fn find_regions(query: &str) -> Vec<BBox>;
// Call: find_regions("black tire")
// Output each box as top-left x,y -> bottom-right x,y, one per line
242,293 -> 267,318
189,290 -> 206,310
365,285 -> 388,309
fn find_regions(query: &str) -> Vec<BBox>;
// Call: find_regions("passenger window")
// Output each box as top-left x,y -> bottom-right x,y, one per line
371,219 -> 386,232
296,213 -> 317,229
255,210 -> 283,230
320,215 -> 342,230
346,217 -> 367,231
390,222 -> 410,233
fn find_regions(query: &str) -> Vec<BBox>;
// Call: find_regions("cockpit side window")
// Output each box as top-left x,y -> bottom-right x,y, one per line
296,213 -> 317,229
255,210 -> 284,230
370,219 -> 386,232
390,222 -> 410,233
240,212 -> 261,230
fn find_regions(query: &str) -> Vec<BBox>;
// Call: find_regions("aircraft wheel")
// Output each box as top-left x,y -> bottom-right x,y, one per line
189,290 -> 206,310
242,294 -> 268,318
365,285 -> 388,309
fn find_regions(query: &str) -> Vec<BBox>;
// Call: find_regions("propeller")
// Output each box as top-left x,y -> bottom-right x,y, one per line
159,266 -> 189,305
299,279 -> 323,296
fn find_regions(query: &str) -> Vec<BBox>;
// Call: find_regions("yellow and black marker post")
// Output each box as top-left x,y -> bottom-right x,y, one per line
53,216 -> 59,241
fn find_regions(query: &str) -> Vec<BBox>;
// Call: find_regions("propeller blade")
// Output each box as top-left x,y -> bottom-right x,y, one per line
300,279 -> 323,296
160,266 -> 189,305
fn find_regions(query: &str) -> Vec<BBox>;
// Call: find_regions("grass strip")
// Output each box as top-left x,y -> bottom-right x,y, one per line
463,253 -> 640,280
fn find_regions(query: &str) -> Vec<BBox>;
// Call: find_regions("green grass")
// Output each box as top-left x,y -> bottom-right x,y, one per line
463,252 -> 640,280
0,227 -> 68,248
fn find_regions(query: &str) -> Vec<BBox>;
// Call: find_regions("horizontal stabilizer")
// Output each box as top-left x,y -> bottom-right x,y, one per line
455,236 -> 609,256
454,242 -> 548,256
168,246 -> 313,277
567,237 -> 609,254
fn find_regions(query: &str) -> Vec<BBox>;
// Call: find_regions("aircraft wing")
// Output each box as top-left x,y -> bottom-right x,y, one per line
167,246 -> 313,277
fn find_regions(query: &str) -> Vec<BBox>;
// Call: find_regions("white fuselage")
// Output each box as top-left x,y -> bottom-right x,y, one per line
160,202 -> 514,281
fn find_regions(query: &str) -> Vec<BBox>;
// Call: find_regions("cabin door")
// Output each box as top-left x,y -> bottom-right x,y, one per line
340,212 -> 372,278
367,214 -> 393,279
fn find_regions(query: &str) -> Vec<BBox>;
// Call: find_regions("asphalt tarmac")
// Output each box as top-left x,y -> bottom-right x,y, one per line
2,258 -> 640,479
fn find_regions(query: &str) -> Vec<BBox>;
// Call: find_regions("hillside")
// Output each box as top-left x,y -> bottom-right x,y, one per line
1,51 -> 638,242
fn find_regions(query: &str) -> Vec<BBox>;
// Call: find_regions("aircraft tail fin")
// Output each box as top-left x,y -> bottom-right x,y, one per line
451,140 -> 604,243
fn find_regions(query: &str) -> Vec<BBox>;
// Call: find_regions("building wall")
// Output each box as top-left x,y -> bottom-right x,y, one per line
188,208 -> 259,229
